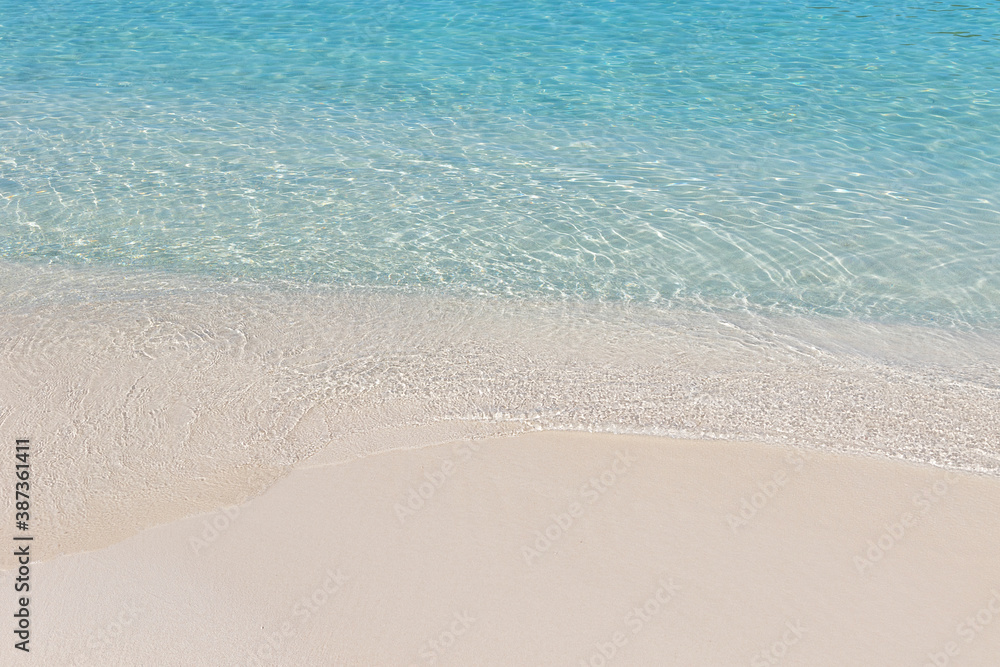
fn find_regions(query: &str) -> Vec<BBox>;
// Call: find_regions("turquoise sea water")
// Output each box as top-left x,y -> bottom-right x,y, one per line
4,0 -> 1000,490
2,0 -> 998,326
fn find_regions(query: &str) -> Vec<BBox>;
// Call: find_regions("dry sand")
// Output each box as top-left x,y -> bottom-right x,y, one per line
3,430 -> 1000,666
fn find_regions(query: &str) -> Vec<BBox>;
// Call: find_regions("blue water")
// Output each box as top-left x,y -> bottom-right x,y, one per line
2,0 -> 999,325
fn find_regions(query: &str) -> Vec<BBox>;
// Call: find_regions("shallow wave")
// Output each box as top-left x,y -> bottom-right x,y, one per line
2,261 -> 999,557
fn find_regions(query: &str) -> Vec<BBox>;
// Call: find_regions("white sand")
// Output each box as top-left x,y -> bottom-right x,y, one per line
5,267 -> 1000,566
4,431 -> 1000,666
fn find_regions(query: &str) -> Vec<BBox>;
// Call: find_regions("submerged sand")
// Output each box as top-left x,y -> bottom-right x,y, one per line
4,431 -> 999,666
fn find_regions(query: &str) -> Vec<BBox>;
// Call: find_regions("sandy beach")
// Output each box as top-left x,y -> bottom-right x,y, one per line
4,430 -> 999,666
4,1 -> 1000,665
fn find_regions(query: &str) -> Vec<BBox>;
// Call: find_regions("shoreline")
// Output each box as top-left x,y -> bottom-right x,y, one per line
3,260 -> 1000,563
4,430 -> 1000,665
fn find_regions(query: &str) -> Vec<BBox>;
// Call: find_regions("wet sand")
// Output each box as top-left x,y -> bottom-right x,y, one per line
4,431 -> 1000,666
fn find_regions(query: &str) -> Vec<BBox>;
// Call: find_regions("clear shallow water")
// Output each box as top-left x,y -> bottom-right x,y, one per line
2,0 -> 999,325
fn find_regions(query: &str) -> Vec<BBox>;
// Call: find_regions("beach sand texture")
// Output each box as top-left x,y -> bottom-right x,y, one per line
3,268 -> 1000,565
3,431 -> 999,666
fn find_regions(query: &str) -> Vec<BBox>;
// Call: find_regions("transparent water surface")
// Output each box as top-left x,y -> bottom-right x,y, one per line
1,0 -> 999,325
